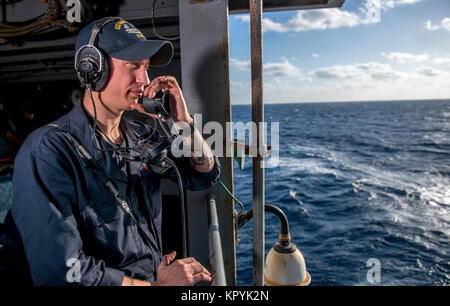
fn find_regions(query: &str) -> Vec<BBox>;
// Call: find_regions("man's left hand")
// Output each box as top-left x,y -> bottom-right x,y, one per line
138,75 -> 193,124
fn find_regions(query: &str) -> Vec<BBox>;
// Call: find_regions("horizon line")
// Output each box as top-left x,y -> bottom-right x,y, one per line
231,98 -> 450,106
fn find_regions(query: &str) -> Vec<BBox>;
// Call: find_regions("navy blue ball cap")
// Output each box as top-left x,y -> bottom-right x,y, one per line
75,18 -> 173,67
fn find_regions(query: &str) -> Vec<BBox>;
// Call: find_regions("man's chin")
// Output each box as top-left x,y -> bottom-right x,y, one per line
126,98 -> 139,109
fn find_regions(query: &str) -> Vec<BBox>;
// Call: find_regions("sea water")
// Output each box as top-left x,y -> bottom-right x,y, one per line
232,100 -> 450,286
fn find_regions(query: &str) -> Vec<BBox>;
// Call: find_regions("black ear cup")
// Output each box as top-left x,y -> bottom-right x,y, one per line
75,45 -> 100,88
93,52 -> 110,91
75,45 -> 110,91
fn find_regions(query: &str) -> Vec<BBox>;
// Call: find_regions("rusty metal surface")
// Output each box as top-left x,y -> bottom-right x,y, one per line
230,0 -> 345,14
179,0 -> 236,285
250,0 -> 266,287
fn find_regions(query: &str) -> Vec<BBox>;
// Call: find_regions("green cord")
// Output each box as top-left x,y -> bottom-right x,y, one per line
218,179 -> 245,215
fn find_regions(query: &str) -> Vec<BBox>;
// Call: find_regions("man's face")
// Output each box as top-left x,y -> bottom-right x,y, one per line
100,57 -> 150,113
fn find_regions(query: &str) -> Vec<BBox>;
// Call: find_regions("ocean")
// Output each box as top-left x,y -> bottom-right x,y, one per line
232,99 -> 450,286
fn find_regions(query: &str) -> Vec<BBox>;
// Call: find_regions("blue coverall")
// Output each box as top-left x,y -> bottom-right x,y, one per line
11,103 -> 221,285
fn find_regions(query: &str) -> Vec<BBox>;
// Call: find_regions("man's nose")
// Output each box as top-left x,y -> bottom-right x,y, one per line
137,68 -> 150,87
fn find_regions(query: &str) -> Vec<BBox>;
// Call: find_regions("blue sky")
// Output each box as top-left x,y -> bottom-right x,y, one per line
229,0 -> 450,104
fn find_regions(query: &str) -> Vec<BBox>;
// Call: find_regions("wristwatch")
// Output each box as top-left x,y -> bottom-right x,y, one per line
178,115 -> 197,136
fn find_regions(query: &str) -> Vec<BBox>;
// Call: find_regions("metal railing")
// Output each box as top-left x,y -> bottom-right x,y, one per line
207,193 -> 227,286
250,0 -> 265,286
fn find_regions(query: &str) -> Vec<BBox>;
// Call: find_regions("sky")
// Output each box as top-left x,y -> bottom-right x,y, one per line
228,0 -> 450,104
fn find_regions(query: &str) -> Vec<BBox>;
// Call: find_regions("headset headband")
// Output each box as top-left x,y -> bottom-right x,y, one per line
87,16 -> 122,46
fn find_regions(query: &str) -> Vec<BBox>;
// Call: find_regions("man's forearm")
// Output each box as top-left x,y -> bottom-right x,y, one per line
188,129 -> 214,173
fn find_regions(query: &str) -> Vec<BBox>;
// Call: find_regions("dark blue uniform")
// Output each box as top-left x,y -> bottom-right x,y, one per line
11,103 -> 221,285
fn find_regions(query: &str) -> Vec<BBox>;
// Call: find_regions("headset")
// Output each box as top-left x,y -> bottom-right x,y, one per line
74,17 -> 123,91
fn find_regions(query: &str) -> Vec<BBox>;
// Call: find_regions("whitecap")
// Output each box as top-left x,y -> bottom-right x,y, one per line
289,189 -> 296,198
368,191 -> 378,200
352,178 -> 368,188
352,178 -> 368,193
275,157 -> 340,177
264,155 -> 282,168
423,133 -> 450,146
419,185 -> 450,206
390,214 -> 403,224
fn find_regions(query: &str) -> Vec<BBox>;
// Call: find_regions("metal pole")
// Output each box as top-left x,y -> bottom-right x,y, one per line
179,0 -> 236,284
250,0 -> 265,286
207,193 -> 227,286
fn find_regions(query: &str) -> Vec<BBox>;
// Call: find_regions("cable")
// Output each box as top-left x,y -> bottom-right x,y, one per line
164,158 -> 187,259
87,87 -> 158,159
151,0 -> 180,41
87,87 -> 126,153
0,0 -> 83,42
218,179 -> 245,216
129,118 -> 157,145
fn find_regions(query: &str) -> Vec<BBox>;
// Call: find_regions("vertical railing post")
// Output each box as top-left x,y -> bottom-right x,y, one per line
179,0 -> 236,284
249,0 -> 265,286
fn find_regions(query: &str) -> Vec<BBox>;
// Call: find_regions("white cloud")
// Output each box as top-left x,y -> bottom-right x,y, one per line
264,60 -> 301,77
424,20 -> 440,31
230,58 -> 251,72
310,61 -> 447,86
230,61 -> 450,104
312,65 -> 360,79
312,53 -> 320,58
311,61 -> 404,81
230,80 -> 251,105
382,52 -> 429,63
234,0 -> 426,33
262,18 -> 290,33
363,62 -> 404,80
424,17 -> 450,32
433,57 -> 450,64
230,58 -> 301,77
380,0 -> 424,10
416,66 -> 446,77
234,15 -> 250,23
262,9 -> 363,33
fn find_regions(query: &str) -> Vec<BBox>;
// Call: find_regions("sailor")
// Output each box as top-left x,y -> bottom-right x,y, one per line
9,17 -> 221,285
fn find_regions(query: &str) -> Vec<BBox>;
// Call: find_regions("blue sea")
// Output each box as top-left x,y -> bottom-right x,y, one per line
232,100 -> 450,286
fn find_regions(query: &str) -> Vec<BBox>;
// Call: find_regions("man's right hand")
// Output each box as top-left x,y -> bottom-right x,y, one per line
153,251 -> 213,286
